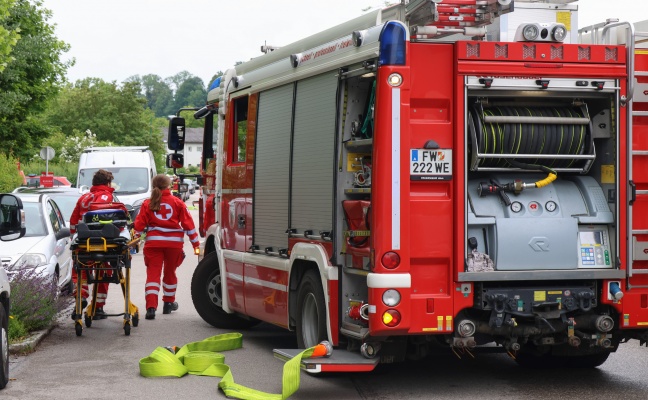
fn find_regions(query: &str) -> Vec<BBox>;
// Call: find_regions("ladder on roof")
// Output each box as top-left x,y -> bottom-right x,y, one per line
406,0 -> 514,39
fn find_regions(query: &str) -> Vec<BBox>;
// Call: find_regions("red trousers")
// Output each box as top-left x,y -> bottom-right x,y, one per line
71,267 -> 110,307
143,246 -> 184,310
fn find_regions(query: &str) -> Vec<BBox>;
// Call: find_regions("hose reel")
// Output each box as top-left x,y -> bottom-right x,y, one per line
468,105 -> 595,173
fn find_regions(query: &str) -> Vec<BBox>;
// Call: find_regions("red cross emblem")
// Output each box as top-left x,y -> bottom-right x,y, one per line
81,193 -> 95,208
154,203 -> 173,220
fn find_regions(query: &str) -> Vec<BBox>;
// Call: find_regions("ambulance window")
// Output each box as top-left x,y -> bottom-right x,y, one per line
233,96 -> 248,163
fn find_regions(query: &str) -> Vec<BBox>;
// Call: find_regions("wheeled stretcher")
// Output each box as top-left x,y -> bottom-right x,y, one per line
70,207 -> 140,336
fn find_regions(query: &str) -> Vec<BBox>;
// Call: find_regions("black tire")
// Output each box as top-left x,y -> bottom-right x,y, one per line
191,251 -> 259,329
124,323 -> 131,336
132,313 -> 139,327
62,277 -> 74,296
296,270 -> 327,349
84,316 -> 92,328
75,322 -> 83,337
0,306 -> 9,389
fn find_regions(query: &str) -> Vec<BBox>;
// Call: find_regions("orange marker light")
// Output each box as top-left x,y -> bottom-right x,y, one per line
194,247 -> 200,255
382,310 -> 401,327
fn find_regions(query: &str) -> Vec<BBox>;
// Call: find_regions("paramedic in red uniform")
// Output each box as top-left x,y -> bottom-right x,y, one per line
69,169 -> 116,320
134,174 -> 200,320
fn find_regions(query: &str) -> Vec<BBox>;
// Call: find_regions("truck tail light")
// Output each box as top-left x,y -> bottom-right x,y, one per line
382,309 -> 401,327
381,251 -> 400,269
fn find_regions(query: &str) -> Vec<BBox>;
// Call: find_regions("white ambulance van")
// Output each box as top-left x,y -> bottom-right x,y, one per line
77,146 -> 157,217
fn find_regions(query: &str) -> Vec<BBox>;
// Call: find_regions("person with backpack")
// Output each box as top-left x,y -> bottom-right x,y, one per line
69,169 -> 120,320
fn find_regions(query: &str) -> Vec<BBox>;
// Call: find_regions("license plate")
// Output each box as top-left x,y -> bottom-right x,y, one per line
410,149 -> 452,181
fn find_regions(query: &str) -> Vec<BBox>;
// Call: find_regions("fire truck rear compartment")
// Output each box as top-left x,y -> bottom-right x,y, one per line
458,87 -> 620,353
465,89 -> 618,274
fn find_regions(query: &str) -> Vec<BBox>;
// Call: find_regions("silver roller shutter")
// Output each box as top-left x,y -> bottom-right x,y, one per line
291,72 -> 338,235
253,84 -> 293,249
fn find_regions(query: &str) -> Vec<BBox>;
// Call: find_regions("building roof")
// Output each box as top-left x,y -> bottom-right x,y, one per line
160,127 -> 203,145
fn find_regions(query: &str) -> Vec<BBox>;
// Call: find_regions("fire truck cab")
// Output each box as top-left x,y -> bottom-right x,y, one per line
173,0 -> 648,371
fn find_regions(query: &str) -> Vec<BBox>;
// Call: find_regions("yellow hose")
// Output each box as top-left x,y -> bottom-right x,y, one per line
535,172 -> 557,188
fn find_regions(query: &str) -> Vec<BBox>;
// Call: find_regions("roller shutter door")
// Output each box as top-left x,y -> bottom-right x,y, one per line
291,72 -> 338,235
253,84 -> 293,249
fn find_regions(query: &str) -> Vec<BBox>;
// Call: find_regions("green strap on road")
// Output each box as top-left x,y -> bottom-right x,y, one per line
139,332 -> 316,399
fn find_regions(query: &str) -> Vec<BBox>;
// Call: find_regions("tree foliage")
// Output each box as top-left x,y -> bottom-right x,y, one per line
127,73 -> 175,118
174,75 -> 206,111
0,0 -> 19,73
0,0 -> 71,160
0,151 -> 21,192
42,77 -> 166,171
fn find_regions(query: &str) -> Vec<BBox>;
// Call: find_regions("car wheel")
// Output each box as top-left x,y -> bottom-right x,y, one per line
191,251 -> 259,329
51,272 -> 60,300
0,305 -> 9,389
62,277 -> 74,296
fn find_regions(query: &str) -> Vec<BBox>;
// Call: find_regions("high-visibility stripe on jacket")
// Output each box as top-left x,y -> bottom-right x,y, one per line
69,185 -> 116,234
134,189 -> 199,249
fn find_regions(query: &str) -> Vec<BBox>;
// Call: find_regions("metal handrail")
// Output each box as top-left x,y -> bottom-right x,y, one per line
602,21 -> 635,104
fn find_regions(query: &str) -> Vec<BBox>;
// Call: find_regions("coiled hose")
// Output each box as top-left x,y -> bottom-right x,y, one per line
470,105 -> 589,170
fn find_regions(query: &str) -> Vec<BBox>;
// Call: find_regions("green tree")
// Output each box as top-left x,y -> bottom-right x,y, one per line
43,78 -> 166,172
127,73 -> 175,118
0,0 -> 19,73
165,70 -> 193,92
174,76 -> 206,111
0,0 -> 71,160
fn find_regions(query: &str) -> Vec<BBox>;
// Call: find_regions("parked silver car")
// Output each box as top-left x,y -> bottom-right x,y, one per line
0,193 -> 26,390
0,193 -> 72,294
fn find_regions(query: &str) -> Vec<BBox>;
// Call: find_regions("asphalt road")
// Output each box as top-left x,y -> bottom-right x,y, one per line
4,193 -> 648,399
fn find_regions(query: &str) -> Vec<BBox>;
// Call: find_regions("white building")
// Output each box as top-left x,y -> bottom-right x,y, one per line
163,127 -> 204,168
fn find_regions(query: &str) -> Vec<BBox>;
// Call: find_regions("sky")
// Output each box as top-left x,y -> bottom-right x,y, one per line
40,0 -> 647,86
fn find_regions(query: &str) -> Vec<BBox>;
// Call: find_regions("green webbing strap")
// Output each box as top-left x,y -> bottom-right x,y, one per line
139,332 -> 316,399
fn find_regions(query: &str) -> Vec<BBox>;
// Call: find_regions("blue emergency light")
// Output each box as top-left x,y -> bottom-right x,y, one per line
379,21 -> 406,66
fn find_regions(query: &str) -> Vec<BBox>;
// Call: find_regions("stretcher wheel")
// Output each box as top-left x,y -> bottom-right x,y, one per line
85,316 -> 92,328
132,313 -> 139,327
75,322 -> 83,337
124,322 -> 131,336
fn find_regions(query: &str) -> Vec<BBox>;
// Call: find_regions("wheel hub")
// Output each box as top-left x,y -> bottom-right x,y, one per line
207,272 -> 223,308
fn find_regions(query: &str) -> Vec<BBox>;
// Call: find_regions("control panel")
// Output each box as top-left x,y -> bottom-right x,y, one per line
578,227 -> 611,268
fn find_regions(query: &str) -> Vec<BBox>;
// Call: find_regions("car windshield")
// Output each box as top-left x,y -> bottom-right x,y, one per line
78,168 -> 150,195
23,202 -> 47,237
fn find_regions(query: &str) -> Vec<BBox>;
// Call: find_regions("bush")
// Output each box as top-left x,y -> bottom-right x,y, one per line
0,154 -> 23,192
8,317 -> 28,342
8,269 -> 70,336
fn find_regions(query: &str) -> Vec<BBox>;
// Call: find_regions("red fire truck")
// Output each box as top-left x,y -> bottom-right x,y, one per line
167,0 -> 648,371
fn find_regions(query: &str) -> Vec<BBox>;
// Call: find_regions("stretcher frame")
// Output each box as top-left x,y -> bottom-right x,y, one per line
70,215 -> 140,336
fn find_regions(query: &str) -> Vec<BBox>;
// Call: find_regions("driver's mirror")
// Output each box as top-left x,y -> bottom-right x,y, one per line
0,194 -> 26,241
167,117 -> 186,151
166,153 -> 184,169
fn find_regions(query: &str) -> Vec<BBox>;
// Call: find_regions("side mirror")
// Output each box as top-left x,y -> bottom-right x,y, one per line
178,183 -> 189,194
166,153 -> 184,169
0,194 -> 26,241
55,227 -> 71,240
168,117 -> 186,151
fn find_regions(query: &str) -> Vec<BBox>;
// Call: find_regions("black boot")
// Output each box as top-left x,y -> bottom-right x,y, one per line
145,308 -> 156,320
93,307 -> 108,320
163,302 -> 178,314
